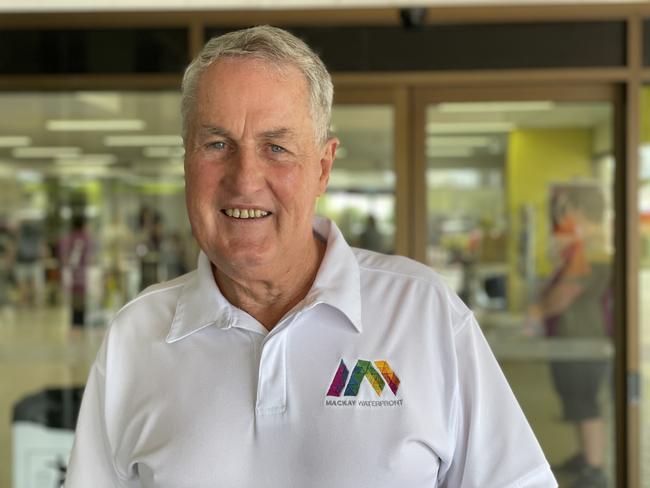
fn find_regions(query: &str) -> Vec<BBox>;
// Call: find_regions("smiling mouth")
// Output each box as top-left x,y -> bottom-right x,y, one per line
221,208 -> 272,219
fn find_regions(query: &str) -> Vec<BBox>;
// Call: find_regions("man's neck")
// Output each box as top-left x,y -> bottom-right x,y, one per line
212,236 -> 326,331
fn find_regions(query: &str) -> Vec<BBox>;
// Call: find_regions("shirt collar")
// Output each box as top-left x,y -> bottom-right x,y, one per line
166,251 -> 235,343
307,216 -> 362,333
166,216 -> 362,343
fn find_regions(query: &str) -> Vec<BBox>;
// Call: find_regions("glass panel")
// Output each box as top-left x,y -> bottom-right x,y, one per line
0,91 -> 192,487
425,100 -> 615,486
639,86 -> 650,487
317,105 -> 396,254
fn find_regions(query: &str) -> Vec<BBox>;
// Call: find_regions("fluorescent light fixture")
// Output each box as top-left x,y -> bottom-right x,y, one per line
56,165 -> 111,177
13,146 -> 82,158
17,170 -> 43,183
47,119 -> 146,131
426,136 -> 493,147
436,101 -> 555,113
143,146 -> 185,158
55,154 -> 118,165
0,136 -> 31,147
427,168 -> 481,188
426,147 -> 474,158
426,122 -> 514,134
104,135 -> 182,147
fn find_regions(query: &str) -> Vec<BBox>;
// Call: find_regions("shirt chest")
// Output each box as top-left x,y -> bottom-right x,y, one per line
119,306 -> 450,488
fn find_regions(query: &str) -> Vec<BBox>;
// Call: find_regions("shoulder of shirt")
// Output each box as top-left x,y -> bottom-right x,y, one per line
111,271 -> 193,320
353,246 -> 444,285
352,247 -> 472,327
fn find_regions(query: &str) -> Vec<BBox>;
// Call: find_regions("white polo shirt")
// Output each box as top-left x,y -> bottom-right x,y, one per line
65,217 -> 556,488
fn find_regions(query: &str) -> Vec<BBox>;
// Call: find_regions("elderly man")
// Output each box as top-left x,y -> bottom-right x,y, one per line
66,26 -> 556,487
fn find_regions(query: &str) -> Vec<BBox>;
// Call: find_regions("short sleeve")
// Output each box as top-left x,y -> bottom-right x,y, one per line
64,338 -> 132,488
438,316 -> 558,488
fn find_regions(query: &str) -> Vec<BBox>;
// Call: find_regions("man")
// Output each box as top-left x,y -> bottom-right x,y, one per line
65,26 -> 557,487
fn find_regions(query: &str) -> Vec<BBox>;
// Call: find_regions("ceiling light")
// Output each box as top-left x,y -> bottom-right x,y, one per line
104,135 -> 182,147
0,136 -> 31,147
47,119 -> 146,131
143,146 -> 185,158
13,146 -> 82,158
55,154 -> 118,165
17,170 -> 43,183
56,165 -> 111,177
426,147 -> 474,158
426,122 -> 514,134
436,101 -> 555,113
426,136 -> 493,147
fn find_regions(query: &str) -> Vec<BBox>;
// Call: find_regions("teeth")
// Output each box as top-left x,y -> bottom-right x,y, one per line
224,208 -> 269,219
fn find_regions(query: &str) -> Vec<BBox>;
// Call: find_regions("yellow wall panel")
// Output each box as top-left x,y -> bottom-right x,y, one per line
507,128 -> 592,309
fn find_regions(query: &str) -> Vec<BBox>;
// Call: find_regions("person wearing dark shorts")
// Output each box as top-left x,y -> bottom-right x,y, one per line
550,360 -> 608,424
530,187 -> 612,488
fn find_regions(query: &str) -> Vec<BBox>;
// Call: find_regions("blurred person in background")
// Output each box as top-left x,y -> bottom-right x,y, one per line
528,185 -> 612,488
358,213 -> 384,252
136,206 -> 164,290
15,217 -> 47,306
0,217 -> 15,321
59,214 -> 94,328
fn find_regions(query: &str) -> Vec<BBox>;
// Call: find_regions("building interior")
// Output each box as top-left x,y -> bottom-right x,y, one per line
1,1 -> 650,487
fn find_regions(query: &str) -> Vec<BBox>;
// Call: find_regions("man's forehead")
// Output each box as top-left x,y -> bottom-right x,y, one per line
190,57 -> 316,140
198,124 -> 298,139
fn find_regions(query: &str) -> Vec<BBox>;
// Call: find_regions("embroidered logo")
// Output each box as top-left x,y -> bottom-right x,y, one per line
325,359 -> 402,407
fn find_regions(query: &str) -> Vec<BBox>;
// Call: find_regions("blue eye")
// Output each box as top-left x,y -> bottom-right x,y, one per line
270,144 -> 285,153
210,141 -> 227,150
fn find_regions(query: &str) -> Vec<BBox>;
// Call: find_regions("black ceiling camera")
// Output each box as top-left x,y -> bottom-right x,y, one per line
399,7 -> 427,29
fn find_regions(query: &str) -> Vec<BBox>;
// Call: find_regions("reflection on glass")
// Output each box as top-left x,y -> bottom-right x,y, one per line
0,91 -> 193,487
639,86 -> 650,488
426,101 -> 615,487
317,105 -> 395,253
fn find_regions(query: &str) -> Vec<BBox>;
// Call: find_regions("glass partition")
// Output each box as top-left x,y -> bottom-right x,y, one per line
424,100 -> 616,487
318,105 -> 396,253
0,93 -> 399,487
0,90 -> 193,487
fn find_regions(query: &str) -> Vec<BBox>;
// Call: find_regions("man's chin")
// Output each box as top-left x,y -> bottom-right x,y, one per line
212,247 -> 273,274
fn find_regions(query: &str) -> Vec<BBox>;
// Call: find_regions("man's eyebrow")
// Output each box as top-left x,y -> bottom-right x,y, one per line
260,128 -> 295,139
199,125 -> 231,137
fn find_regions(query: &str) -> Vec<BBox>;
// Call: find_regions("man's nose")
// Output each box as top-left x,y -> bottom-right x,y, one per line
228,147 -> 264,194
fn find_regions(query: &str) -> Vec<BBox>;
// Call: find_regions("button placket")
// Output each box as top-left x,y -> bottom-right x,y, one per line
254,312 -> 301,416
255,332 -> 287,415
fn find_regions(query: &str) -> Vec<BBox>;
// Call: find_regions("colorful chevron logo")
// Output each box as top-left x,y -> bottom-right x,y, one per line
326,359 -> 401,397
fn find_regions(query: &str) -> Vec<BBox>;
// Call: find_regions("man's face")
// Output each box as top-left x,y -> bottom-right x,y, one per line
184,57 -> 337,278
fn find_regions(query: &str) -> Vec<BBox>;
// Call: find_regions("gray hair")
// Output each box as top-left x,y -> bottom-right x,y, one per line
181,25 -> 333,144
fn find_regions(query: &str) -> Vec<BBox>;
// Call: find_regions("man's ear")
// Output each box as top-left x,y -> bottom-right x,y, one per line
318,137 -> 339,195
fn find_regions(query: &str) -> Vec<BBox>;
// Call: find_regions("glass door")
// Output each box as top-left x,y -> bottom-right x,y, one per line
414,85 -> 620,488
318,87 -> 409,256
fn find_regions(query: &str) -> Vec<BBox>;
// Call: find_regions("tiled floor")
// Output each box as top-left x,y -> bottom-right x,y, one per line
0,306 -> 101,488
